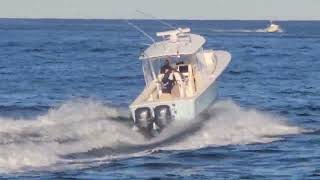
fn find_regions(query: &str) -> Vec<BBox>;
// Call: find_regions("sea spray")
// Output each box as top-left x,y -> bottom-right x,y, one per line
0,99 -> 303,172
163,100 -> 302,150
0,100 -> 144,172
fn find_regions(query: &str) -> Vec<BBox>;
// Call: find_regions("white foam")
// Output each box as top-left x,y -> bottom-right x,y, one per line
210,28 -> 284,33
0,99 -> 303,172
160,100 -> 302,150
0,100 -> 144,172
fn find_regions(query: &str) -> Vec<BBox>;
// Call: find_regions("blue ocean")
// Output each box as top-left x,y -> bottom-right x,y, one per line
0,19 -> 319,179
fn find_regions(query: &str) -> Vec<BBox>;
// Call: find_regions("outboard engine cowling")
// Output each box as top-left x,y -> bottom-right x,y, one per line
154,105 -> 172,129
135,108 -> 153,129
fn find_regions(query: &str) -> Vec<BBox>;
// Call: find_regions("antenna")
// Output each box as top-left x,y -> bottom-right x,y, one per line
136,10 -> 176,29
126,21 -> 155,43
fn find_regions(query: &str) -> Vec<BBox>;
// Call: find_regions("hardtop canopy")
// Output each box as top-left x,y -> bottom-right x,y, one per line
139,28 -> 205,60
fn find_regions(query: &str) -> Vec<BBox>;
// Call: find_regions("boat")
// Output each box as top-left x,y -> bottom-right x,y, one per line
265,20 -> 281,33
129,27 -> 231,137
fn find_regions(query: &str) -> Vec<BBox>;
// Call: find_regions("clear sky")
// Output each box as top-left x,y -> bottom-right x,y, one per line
0,0 -> 319,20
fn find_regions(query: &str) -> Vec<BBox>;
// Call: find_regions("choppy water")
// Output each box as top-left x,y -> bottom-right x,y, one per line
0,19 -> 319,179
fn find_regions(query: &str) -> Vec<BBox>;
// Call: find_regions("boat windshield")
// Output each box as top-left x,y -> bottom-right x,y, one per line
142,60 -> 154,85
142,55 -> 195,85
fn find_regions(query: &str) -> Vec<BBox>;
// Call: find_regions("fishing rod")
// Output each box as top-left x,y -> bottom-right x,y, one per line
126,21 -> 155,43
136,10 -> 176,29
127,10 -> 178,43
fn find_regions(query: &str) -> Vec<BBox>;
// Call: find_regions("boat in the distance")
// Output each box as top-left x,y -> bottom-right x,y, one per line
265,20 -> 282,33
129,27 -> 231,137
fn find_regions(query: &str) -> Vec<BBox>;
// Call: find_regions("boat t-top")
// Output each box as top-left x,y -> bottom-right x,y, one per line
129,27 -> 231,137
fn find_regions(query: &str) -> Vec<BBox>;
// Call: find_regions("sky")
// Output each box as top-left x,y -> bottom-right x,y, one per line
0,0 -> 319,20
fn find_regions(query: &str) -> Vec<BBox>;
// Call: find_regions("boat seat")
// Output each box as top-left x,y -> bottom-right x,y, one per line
184,65 -> 195,97
156,62 -> 198,99
159,93 -> 172,100
157,71 -> 185,99
173,72 -> 185,98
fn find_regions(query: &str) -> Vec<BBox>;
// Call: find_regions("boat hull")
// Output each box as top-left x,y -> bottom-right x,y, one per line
266,24 -> 281,33
130,81 -> 218,135
130,50 -> 231,137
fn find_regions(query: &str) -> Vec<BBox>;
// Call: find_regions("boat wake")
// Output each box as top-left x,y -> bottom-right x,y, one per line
0,99 -> 303,172
210,29 -> 284,33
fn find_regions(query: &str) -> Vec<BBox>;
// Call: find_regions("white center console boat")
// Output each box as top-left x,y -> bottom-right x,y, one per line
130,27 -> 231,137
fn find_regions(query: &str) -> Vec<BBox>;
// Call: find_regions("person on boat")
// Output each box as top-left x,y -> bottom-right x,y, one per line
161,68 -> 175,94
160,59 -> 172,74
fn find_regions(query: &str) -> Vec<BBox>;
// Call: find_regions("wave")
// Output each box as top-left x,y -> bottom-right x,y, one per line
89,47 -> 114,53
210,28 -> 284,33
0,100 -> 144,172
0,99 -> 304,172
158,100 -> 302,150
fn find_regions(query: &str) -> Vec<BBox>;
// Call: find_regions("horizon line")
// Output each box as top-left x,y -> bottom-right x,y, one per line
0,17 -> 319,22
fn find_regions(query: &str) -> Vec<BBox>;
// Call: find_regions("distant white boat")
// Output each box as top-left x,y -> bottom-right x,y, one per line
265,21 -> 281,33
129,27 -> 231,137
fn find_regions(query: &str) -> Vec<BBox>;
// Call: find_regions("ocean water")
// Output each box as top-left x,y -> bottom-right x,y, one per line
0,19 -> 319,179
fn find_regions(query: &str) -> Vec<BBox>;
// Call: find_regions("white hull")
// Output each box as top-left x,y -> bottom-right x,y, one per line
266,23 -> 281,33
130,78 -> 218,123
130,49 -> 231,136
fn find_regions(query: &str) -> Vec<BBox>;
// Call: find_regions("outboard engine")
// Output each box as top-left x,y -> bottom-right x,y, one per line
134,108 -> 154,134
154,105 -> 172,129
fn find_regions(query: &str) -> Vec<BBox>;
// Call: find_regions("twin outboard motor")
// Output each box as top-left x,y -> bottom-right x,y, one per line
154,105 -> 172,129
134,105 -> 172,137
135,108 -> 153,131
